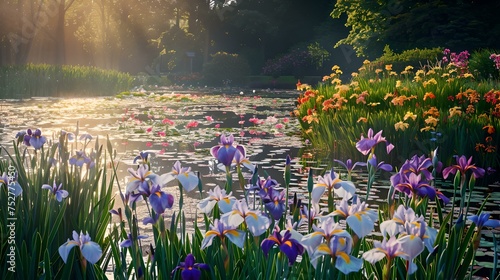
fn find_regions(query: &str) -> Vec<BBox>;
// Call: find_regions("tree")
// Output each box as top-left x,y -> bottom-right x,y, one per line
332,0 -> 500,59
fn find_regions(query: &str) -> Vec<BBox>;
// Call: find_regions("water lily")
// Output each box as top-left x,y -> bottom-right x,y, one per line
59,231 -> 102,265
42,180 -> 69,202
261,226 -> 304,265
171,254 -> 209,280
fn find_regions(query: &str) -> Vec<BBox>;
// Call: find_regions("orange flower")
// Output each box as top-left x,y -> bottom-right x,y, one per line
483,124 -> 495,134
448,106 -> 462,118
485,145 -> 496,153
475,143 -> 485,151
357,117 -> 368,123
424,116 -> 439,126
423,92 -> 436,101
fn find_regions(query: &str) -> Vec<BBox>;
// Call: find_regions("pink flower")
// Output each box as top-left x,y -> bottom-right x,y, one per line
161,142 -> 169,147
146,142 -> 153,147
275,123 -> 284,129
283,117 -> 289,123
238,120 -> 245,125
215,124 -> 221,128
205,116 -> 214,122
158,131 -> 166,137
186,121 -> 199,129
239,131 -> 245,137
162,118 -> 175,126
249,117 -> 261,125
146,127 -> 152,133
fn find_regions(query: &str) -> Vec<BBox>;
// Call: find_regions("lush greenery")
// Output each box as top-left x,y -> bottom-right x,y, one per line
0,64 -> 132,98
202,52 -> 251,86
295,49 -> 500,180
332,0 -> 500,59
1,121 -> 498,279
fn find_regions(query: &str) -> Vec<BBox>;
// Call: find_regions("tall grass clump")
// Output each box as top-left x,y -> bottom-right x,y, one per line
295,49 -> 500,180
0,64 -> 133,98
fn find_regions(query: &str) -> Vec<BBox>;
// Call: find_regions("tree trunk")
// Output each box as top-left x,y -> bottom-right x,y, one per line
54,0 -> 66,65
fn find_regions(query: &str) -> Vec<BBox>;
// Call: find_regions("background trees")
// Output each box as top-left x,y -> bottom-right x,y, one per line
1,0 -> 499,76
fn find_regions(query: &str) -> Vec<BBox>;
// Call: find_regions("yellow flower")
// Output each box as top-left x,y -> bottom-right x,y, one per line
332,65 -> 341,71
463,73 -> 474,78
384,93 -> 394,100
424,116 -> 439,126
415,69 -> 425,76
357,117 -> 368,123
351,72 -> 359,77
420,126 -> 435,132
389,71 -> 398,76
358,66 -> 366,72
375,69 -> 383,74
331,78 -> 342,85
385,64 -> 393,71
363,59 -> 371,65
336,84 -> 350,93
404,65 -> 414,71
441,73 -> 450,78
394,121 -> 409,131
404,111 -> 417,121
426,69 -> 436,75
448,106 -> 462,118
335,69 -> 343,75
396,80 -> 401,88
423,78 -> 438,87
350,81 -> 359,87
368,102 -> 380,107
446,78 -> 455,83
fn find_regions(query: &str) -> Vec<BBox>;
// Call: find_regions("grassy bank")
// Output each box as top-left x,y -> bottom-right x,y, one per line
0,64 -> 133,98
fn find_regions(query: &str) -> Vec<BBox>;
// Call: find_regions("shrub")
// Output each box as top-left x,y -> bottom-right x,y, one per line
469,49 -> 500,80
202,52 -> 251,86
373,46 -> 442,72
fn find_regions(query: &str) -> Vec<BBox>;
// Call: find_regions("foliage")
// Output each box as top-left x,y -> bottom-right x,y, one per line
0,128 -> 113,279
202,52 -> 251,86
332,0 -> 500,58
0,64 -> 132,97
469,49 -> 500,80
294,50 -> 500,176
373,46 -> 442,72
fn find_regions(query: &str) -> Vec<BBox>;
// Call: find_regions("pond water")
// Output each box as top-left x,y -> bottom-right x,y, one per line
1,89 -> 499,276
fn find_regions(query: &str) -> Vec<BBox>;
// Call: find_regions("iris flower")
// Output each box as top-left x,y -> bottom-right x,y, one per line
0,172 -> 23,197
355,128 -> 394,156
42,181 -> 69,202
120,233 -> 149,248
210,134 -> 245,167
221,200 -> 270,236
59,231 -> 102,265
332,196 -> 378,238
468,213 -> 500,229
148,184 -> 174,214
69,150 -> 91,167
198,185 -> 236,214
442,155 -> 485,179
301,218 -> 345,256
310,231 -> 362,274
367,154 -> 393,173
262,187 -> 286,221
133,151 -> 149,165
126,164 -> 160,193
363,236 -> 406,264
23,128 -> 47,149
333,158 -> 367,178
171,254 -> 209,280
261,226 -> 304,265
159,161 -> 199,192
394,173 -> 437,200
311,168 -> 356,212
201,219 -> 246,249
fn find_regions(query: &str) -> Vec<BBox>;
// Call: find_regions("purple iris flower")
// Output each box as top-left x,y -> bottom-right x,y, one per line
363,236 -> 405,264
255,176 -> 280,198
42,181 -> 69,202
355,128 -> 394,156
69,150 -> 91,167
59,231 -> 102,264
367,154 -> 393,172
0,172 -> 23,197
333,158 -> 367,172
309,231 -> 362,274
262,187 -> 286,221
221,200 -> 271,236
401,154 -> 433,180
210,134 -> 245,167
172,254 -> 209,280
394,173 -> 437,200
261,226 -> 304,265
22,128 -> 47,149
148,184 -> 174,214
468,213 -> 500,229
332,195 -> 378,238
442,155 -> 485,179
120,233 -> 148,248
133,151 -> 149,165
126,164 -> 160,194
